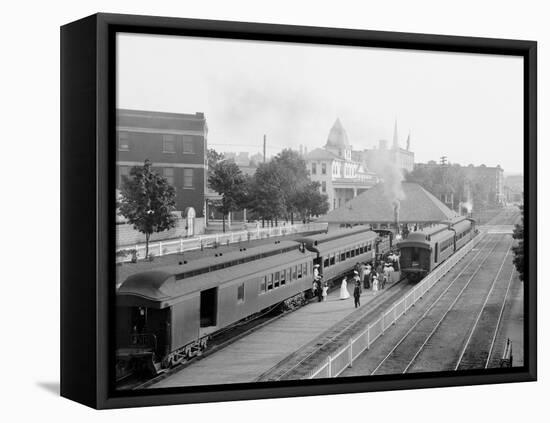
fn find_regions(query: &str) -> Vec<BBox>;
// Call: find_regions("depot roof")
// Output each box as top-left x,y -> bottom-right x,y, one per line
318,182 -> 459,224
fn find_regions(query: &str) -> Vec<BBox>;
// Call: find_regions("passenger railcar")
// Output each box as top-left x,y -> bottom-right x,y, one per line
397,217 -> 475,281
116,240 -> 316,376
300,228 -> 389,284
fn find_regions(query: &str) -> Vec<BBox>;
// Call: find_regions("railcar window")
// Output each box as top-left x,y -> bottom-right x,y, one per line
237,283 -> 245,303
288,267 -> 292,283
330,254 -> 335,266
297,264 -> 303,279
340,252 -> 346,261
346,250 -> 351,259
304,263 -> 308,276
281,270 -> 286,285
267,274 -> 273,291
274,271 -> 280,288
368,242 -> 372,251
324,257 -> 329,267
293,266 -> 297,279
356,246 -> 360,255
259,276 -> 267,294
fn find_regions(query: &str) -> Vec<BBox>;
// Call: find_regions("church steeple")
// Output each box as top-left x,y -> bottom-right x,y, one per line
393,119 -> 399,149
406,130 -> 411,151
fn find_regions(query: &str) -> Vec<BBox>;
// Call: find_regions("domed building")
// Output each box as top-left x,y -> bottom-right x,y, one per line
305,118 -> 378,211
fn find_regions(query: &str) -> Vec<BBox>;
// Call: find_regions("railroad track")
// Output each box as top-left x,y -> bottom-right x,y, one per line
256,276 -> 411,381
366,234 -> 513,375
455,260 -> 516,370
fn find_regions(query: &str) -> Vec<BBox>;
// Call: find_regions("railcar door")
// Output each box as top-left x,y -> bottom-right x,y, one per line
434,243 -> 439,263
200,287 -> 218,327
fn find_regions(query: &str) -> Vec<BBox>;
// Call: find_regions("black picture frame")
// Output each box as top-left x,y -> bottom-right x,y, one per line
60,13 -> 537,409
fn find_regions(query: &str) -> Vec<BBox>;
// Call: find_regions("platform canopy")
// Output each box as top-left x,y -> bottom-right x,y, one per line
318,182 -> 458,224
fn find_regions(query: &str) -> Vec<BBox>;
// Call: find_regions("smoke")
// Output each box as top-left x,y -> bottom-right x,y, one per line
369,150 -> 406,207
462,182 -> 473,213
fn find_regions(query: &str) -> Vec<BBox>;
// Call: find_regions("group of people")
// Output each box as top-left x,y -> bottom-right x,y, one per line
311,250 -> 401,309
312,264 -> 329,302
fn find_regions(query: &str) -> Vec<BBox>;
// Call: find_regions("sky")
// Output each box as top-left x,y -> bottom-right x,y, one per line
117,33 -> 524,174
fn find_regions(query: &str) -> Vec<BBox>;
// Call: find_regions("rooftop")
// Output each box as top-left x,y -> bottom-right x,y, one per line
318,182 -> 459,224
325,118 -> 350,149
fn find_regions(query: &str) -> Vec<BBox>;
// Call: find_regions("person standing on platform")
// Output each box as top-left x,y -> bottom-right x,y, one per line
364,263 -> 371,289
339,277 -> 350,300
372,274 -> 379,292
353,281 -> 362,308
322,282 -> 329,302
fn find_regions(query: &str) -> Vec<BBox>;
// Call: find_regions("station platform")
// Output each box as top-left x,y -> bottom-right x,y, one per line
149,281 -> 395,388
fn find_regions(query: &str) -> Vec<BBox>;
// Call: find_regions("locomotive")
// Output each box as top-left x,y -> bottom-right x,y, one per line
116,227 -> 392,379
397,216 -> 476,282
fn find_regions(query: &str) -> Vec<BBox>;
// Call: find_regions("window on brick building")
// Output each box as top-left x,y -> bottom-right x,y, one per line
118,132 -> 130,151
182,135 -> 194,154
312,163 -> 317,174
183,168 -> 194,188
118,166 -> 130,186
321,163 -> 327,174
163,134 -> 176,153
321,181 -> 326,193
163,168 -> 175,186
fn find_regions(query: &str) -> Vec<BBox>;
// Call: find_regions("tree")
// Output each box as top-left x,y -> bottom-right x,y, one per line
208,160 -> 246,232
293,181 -> 330,222
247,161 -> 286,226
207,148 -> 224,169
272,149 -> 310,223
512,202 -> 525,281
118,160 -> 177,259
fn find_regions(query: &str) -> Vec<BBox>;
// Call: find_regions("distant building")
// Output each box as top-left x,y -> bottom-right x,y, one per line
223,151 -> 251,166
354,121 -> 415,174
414,161 -> 506,208
116,109 -> 208,220
463,164 -> 505,205
305,119 -> 378,211
504,174 -> 523,203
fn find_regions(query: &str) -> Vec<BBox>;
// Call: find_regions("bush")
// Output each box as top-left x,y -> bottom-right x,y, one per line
116,248 -> 138,263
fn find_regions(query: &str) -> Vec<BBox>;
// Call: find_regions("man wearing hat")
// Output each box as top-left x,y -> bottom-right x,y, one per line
313,264 -> 323,302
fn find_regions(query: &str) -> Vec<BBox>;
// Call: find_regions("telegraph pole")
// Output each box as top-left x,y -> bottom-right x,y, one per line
263,134 -> 266,163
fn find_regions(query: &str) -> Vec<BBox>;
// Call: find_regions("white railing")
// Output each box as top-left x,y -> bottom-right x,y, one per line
308,231 -> 486,379
116,222 -> 328,262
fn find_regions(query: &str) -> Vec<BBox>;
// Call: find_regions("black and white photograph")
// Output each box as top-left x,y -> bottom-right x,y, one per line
114,32 -> 527,390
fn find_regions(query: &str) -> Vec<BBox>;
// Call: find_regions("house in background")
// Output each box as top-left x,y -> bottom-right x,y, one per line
305,118 -> 378,211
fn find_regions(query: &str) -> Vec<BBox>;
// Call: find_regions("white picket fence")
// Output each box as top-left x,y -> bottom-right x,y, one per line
308,231 -> 485,379
116,222 -> 328,262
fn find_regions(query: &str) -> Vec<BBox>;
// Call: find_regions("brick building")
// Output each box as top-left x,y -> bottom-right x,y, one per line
116,109 -> 208,232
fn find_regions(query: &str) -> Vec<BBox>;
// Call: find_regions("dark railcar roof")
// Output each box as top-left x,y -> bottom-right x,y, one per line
117,248 -> 316,308
135,240 -> 301,285
296,226 -> 372,246
397,224 -> 453,248
314,230 -> 379,254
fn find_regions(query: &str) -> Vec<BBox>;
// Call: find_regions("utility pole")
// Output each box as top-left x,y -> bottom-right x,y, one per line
263,134 -> 266,163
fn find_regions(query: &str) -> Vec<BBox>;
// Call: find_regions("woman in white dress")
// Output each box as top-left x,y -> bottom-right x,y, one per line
372,275 -> 379,292
339,277 -> 350,300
